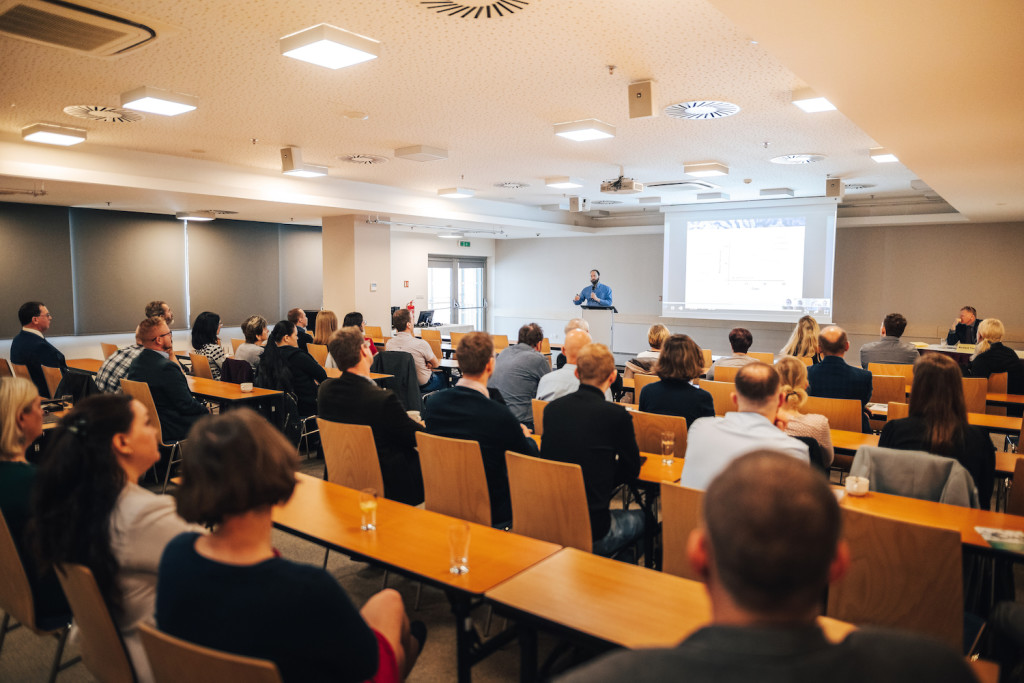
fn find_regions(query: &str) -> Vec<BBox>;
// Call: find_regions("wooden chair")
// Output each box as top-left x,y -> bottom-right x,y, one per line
0,510 -> 78,683
826,507 -> 962,651
100,342 -> 119,359
425,337 -> 442,362
633,374 -> 660,404
449,332 -> 467,357
0,358 -> 11,377
961,377 -> 987,415
41,365 -> 63,399
55,563 -> 134,683
138,623 -> 281,683
306,343 -> 329,367
697,379 -> 736,416
630,410 -> 687,459
713,365 -> 740,383
121,379 -> 185,493
506,451 -> 591,552
317,420 -> 385,493
1006,459 -> 1024,516
700,348 -> 712,371
230,338 -> 245,354
748,351 -> 774,364
987,372 -> 1008,416
660,482 -> 704,581
887,401 -> 910,420
797,355 -> 813,366
188,353 -> 215,380
870,374 -> 906,431
420,328 -> 441,343
531,398 -> 547,437
11,362 -> 31,382
868,362 -> 914,384
492,334 -> 509,353
540,337 -> 551,355
416,432 -> 491,526
364,325 -> 383,339
802,396 -> 861,433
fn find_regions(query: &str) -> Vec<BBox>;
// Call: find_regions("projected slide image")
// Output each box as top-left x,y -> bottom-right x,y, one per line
685,218 -> 804,311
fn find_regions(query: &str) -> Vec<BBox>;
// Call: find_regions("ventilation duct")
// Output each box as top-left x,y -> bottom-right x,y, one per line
0,0 -> 167,56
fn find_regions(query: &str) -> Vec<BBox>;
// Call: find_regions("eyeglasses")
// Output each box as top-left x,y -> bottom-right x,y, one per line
149,331 -> 172,342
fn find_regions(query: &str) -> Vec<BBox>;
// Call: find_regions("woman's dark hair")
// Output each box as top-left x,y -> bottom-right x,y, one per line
908,353 -> 968,457
191,311 -> 221,349
655,334 -> 705,381
30,394 -> 134,618
256,320 -> 296,393
342,311 -> 364,328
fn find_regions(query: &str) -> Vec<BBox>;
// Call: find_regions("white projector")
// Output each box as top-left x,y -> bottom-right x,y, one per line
600,178 -> 644,194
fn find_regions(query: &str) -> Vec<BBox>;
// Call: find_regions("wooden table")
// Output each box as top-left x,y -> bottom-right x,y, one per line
831,429 -> 880,454
67,357 -> 103,374
186,376 -> 281,403
272,473 -> 561,682
868,403 -> 1021,435
638,453 -> 683,484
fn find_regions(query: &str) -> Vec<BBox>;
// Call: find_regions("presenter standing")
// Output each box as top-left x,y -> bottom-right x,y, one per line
574,269 -> 613,307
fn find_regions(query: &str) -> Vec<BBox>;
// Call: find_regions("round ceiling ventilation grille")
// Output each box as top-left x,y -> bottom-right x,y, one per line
417,1 -> 532,18
590,199 -> 622,205
494,181 -> 529,189
770,154 -> 826,164
843,183 -> 874,190
209,210 -> 238,215
664,100 -> 740,120
339,154 -> 389,165
63,105 -> 143,123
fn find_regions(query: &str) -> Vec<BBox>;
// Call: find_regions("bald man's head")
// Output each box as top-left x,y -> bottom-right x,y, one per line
563,329 -> 592,364
818,326 -> 849,356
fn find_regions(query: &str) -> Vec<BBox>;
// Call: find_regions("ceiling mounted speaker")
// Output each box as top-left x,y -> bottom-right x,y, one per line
628,80 -> 656,119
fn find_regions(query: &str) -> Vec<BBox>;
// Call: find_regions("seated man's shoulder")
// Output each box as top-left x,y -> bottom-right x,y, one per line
840,628 -> 976,682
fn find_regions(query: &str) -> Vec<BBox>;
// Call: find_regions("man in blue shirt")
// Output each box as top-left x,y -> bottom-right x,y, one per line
573,269 -> 613,308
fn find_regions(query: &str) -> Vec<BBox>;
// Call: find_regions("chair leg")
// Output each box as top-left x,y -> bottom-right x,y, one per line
322,548 -> 330,569
47,627 -> 70,683
161,442 -> 181,494
413,582 -> 423,610
381,570 -> 389,590
0,612 -> 12,656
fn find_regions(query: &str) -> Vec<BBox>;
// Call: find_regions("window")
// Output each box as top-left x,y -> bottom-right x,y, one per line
427,256 -> 487,330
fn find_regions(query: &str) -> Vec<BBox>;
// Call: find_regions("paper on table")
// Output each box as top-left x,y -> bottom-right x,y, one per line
975,527 -> 1024,554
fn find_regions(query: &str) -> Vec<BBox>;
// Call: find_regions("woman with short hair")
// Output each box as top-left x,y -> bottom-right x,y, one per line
780,315 -> 822,364
775,356 -> 834,467
638,334 -> 715,427
637,324 -> 671,361
969,318 -> 1024,407
191,311 -> 225,380
235,314 -> 269,370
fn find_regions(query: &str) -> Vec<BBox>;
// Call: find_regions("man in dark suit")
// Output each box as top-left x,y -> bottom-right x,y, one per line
318,325 -> 424,505
807,325 -> 873,432
423,331 -> 538,527
287,307 -> 314,353
540,342 -> 643,557
126,316 -> 208,443
10,301 -> 67,397
946,305 -> 982,345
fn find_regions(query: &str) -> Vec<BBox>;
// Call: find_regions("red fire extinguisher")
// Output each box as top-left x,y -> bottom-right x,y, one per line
407,300 -> 415,318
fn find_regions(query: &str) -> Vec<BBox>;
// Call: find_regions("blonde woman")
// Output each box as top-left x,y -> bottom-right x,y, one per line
637,324 -> 671,360
969,318 -> 1024,402
780,315 -> 822,364
312,310 -> 338,346
775,356 -> 833,466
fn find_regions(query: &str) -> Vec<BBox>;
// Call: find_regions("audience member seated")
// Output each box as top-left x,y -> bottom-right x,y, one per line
423,332 -> 539,527
287,307 -> 314,353
555,317 -> 589,369
806,325 -> 873,433
126,317 -> 209,443
312,309 -> 338,348
680,363 -> 809,491
880,353 -> 996,507
968,318 -> 1024,408
536,329 -> 611,402
859,313 -> 919,369
946,305 -> 982,345
489,322 -> 551,429
143,300 -> 175,326
95,326 -> 144,393
385,309 -> 445,393
780,314 -> 822,364
559,451 -> 975,683
638,334 -> 714,427
234,314 -> 269,370
706,328 -> 757,381
328,311 -> 378,369
190,311 -> 225,381
319,326 -> 424,505
541,343 -> 643,558
156,409 -> 423,683
637,324 -> 670,361
10,300 -> 67,397
257,320 -> 327,417
32,394 -> 201,683
775,356 -> 834,467
0,378 -> 68,623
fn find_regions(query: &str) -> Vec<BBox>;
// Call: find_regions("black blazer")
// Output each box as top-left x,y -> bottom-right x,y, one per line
279,345 -> 327,417
969,342 -> 1024,416
126,349 -> 208,443
947,320 -> 982,346
540,385 -> 641,540
9,330 -> 66,397
296,327 -> 314,354
806,356 -> 873,432
638,378 -> 715,427
317,372 -> 424,505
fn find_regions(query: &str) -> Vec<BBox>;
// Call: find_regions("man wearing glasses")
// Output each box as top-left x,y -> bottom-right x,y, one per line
11,301 -> 67,397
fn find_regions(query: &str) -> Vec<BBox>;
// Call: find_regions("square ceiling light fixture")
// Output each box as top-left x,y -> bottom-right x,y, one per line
21,123 -> 86,146
684,161 -> 729,177
545,176 -> 584,189
394,145 -> 448,162
553,119 -> 615,141
280,147 -> 328,177
437,187 -> 474,198
121,86 -> 197,116
760,187 -> 795,197
697,192 -> 730,201
870,147 -> 899,163
791,88 -> 836,113
280,24 -> 379,69
176,211 -> 216,221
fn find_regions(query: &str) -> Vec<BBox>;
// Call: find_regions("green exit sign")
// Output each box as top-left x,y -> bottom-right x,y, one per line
458,240 -> 471,247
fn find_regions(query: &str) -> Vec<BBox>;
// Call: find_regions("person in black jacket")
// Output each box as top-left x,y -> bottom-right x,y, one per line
639,334 -> 715,427
286,307 -> 314,354
946,305 -> 982,345
318,326 -> 424,505
257,320 -> 326,417
10,301 -> 67,397
968,318 -> 1024,417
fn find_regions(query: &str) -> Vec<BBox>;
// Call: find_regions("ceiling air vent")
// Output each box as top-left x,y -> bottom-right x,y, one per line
63,105 -> 142,123
644,179 -> 719,191
0,0 -> 161,56
417,1 -> 533,19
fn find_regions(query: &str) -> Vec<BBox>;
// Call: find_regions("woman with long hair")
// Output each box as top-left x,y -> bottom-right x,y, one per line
880,353 -> 996,506
256,320 -> 326,416
774,356 -> 834,467
312,309 -> 338,346
638,334 -> 715,427
31,394 -> 199,681
191,311 -> 225,380
156,409 -> 423,682
780,315 -> 822,363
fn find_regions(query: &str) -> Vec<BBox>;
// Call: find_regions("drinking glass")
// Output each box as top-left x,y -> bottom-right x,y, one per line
448,522 -> 470,575
359,488 -> 378,531
661,431 -> 675,465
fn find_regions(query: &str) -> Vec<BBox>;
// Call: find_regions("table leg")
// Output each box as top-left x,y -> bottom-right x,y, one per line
518,624 -> 537,683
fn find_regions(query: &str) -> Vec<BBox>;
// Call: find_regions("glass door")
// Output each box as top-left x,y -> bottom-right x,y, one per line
427,255 -> 487,329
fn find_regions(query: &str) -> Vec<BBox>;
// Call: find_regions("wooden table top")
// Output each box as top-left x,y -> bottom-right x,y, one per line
638,453 -> 683,484
273,473 -> 561,594
987,393 -> 1024,406
67,357 -> 103,374
831,429 -> 1019,474
485,548 -> 855,649
186,376 -> 281,401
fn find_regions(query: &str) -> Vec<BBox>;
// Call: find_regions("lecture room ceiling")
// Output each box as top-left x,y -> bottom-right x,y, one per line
0,0 -> 1020,235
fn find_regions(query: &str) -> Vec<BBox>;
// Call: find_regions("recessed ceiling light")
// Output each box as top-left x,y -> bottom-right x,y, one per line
176,211 -> 216,221
791,88 -> 836,113
438,187 -> 474,198
870,147 -> 899,163
697,192 -> 730,201
21,123 -> 86,146
284,164 -> 328,178
121,86 -> 197,116
280,147 -> 328,176
638,197 -> 661,204
553,119 -> 615,141
664,100 -> 741,120
760,188 -> 795,197
770,154 -> 826,165
437,231 -> 464,239
394,145 -> 448,162
545,176 -> 584,189
280,24 -> 379,70
684,161 -> 729,177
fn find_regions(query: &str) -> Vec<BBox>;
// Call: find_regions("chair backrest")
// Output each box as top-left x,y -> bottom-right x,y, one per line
317,419 -> 385,494
138,623 -> 281,683
887,401 -> 910,420
369,351 -> 423,412
419,328 -> 441,342
701,348 -> 712,369
803,396 -> 861,432
826,508 -> 962,651
659,483 -> 704,581
11,362 -> 32,382
630,410 -> 687,458
230,338 -> 245,354
0,358 -> 11,377
0,509 -> 42,633
306,343 -> 328,367
449,332 -> 467,353
713,365 -> 740,383
987,372 -> 1009,416
188,353 -> 215,380
364,325 -> 383,339
505,451 -> 591,552
797,355 -> 813,366
1007,458 -> 1024,517
961,376 -> 987,414
220,358 -> 254,384
41,364 -> 63,398
748,351 -> 774,364
531,398 -> 547,436
425,338 -> 442,362
540,337 -> 551,355
120,378 -> 171,447
868,362 -> 914,383
633,374 -> 660,404
101,342 -> 119,359
492,334 -> 509,353
55,563 -> 135,683
697,379 -> 736,416
415,432 -> 491,526
871,374 -> 905,406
